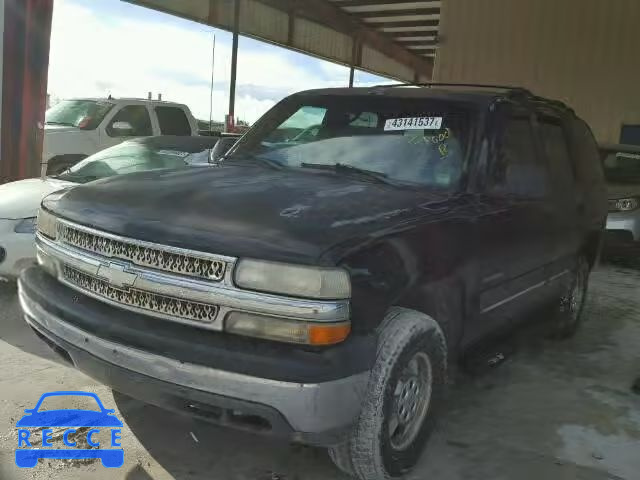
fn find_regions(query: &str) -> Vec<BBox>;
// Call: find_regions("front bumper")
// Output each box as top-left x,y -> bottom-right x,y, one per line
18,269 -> 372,446
606,211 -> 640,243
0,220 -> 36,279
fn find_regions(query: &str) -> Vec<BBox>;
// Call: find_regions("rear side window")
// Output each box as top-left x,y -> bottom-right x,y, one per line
156,107 -> 192,135
488,116 -> 549,198
568,118 -> 604,188
538,119 -> 575,189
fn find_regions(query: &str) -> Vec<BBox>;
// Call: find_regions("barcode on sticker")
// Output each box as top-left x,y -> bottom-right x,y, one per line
384,117 -> 442,131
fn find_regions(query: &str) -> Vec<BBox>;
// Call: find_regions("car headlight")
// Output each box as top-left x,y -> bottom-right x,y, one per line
36,208 -> 57,239
234,259 -> 351,299
614,197 -> 639,212
225,311 -> 351,345
14,217 -> 37,234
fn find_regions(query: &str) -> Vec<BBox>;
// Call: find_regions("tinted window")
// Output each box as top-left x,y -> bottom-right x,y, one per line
569,118 -> 605,187
539,119 -> 574,187
156,106 -> 192,135
620,124 -> 640,146
107,105 -> 152,137
489,116 -> 548,197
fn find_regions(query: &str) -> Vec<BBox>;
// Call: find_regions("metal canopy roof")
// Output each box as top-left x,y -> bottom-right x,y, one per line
331,0 -> 440,61
124,0 -> 438,82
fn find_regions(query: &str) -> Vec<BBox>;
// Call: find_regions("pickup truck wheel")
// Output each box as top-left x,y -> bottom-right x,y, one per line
328,307 -> 447,480
551,256 -> 589,339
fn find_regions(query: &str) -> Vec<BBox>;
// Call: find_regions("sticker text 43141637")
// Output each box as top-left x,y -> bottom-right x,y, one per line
384,117 -> 442,131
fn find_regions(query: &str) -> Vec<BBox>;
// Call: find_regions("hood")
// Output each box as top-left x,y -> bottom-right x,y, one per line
0,178 -> 74,219
606,182 -> 640,199
44,165 -> 449,264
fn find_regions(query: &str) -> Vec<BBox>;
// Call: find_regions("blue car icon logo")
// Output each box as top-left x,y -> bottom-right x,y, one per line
15,391 -> 124,468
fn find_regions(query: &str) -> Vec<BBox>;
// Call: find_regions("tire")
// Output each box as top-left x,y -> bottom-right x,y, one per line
550,256 -> 589,339
328,307 -> 447,480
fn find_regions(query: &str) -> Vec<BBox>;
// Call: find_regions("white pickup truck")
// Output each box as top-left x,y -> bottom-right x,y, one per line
42,97 -> 198,175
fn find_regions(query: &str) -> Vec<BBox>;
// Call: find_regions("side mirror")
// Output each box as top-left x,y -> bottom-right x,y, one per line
111,121 -> 134,135
209,137 -> 238,164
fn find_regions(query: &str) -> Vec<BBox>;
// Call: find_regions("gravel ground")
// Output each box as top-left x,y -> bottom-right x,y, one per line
0,259 -> 639,480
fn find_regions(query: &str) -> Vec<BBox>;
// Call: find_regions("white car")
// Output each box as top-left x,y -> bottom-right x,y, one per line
0,135 -> 222,280
43,97 -> 198,175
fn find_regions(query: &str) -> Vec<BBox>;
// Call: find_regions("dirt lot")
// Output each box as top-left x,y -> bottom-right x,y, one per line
0,259 -> 639,480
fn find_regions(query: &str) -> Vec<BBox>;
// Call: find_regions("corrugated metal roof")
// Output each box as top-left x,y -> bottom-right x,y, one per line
125,0 -> 436,81
329,0 -> 440,59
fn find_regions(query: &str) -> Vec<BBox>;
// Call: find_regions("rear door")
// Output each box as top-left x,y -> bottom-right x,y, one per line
470,103 -> 556,340
534,114 -> 582,286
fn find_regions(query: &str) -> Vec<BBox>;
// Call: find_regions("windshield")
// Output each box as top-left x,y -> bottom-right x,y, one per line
55,142 -> 204,183
227,95 -> 473,189
45,99 -> 114,129
602,150 -> 640,183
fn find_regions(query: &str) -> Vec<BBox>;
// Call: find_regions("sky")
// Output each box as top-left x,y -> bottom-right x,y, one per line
47,0 -> 395,124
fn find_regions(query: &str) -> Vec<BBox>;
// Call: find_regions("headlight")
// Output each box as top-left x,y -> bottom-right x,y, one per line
36,208 -> 57,239
614,197 -> 639,212
225,311 -> 350,345
14,217 -> 37,234
234,259 -> 351,299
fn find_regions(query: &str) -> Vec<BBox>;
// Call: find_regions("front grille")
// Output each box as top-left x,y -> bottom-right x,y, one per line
62,265 -> 219,323
58,224 -> 226,281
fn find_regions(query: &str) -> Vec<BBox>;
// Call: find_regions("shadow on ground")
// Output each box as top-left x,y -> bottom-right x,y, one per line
0,281 -> 62,363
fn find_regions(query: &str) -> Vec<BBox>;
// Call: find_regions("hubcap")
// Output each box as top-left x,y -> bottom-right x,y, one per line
388,352 -> 433,450
561,264 -> 586,323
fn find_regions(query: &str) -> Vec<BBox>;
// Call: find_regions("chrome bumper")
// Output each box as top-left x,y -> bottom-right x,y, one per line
18,283 -> 369,435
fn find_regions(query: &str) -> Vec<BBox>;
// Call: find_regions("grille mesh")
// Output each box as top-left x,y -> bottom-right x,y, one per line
62,265 -> 219,323
59,224 -> 225,281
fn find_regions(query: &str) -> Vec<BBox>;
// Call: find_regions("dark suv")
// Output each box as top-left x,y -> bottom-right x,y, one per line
19,85 -> 606,480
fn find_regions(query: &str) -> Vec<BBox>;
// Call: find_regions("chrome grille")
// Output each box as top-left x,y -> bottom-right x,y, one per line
62,265 -> 219,323
58,224 -> 226,281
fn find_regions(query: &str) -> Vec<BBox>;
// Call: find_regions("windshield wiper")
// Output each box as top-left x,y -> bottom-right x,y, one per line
301,163 -> 391,185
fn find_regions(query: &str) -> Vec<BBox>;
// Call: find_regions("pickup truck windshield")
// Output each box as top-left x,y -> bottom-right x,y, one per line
602,151 -> 640,183
45,99 -> 113,129
54,143 -> 200,183
228,95 -> 473,188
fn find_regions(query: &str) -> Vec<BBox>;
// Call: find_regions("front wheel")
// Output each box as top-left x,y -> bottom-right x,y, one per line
328,307 -> 447,479
550,256 -> 590,339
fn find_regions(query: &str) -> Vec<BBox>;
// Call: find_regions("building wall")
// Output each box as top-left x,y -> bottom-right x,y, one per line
434,0 -> 640,143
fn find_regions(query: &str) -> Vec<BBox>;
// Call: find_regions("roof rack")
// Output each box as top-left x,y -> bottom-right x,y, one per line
373,82 -> 533,95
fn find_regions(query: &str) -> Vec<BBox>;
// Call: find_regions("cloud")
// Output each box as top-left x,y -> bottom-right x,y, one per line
48,0 -> 385,123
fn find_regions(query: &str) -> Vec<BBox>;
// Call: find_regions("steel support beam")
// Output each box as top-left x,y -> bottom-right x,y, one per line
227,0 -> 240,132
257,0 -> 432,78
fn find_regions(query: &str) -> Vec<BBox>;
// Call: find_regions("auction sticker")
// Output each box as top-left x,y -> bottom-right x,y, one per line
384,117 -> 442,131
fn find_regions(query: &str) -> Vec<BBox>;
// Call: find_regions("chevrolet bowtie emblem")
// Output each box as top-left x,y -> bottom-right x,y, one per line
96,262 -> 137,289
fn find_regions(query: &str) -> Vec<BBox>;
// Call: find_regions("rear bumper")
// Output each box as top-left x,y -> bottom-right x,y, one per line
18,276 -> 370,446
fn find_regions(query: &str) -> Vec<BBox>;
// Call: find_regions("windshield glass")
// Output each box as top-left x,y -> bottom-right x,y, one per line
602,150 -> 640,183
55,142 -> 203,183
45,99 -> 113,129
227,95 -> 473,189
